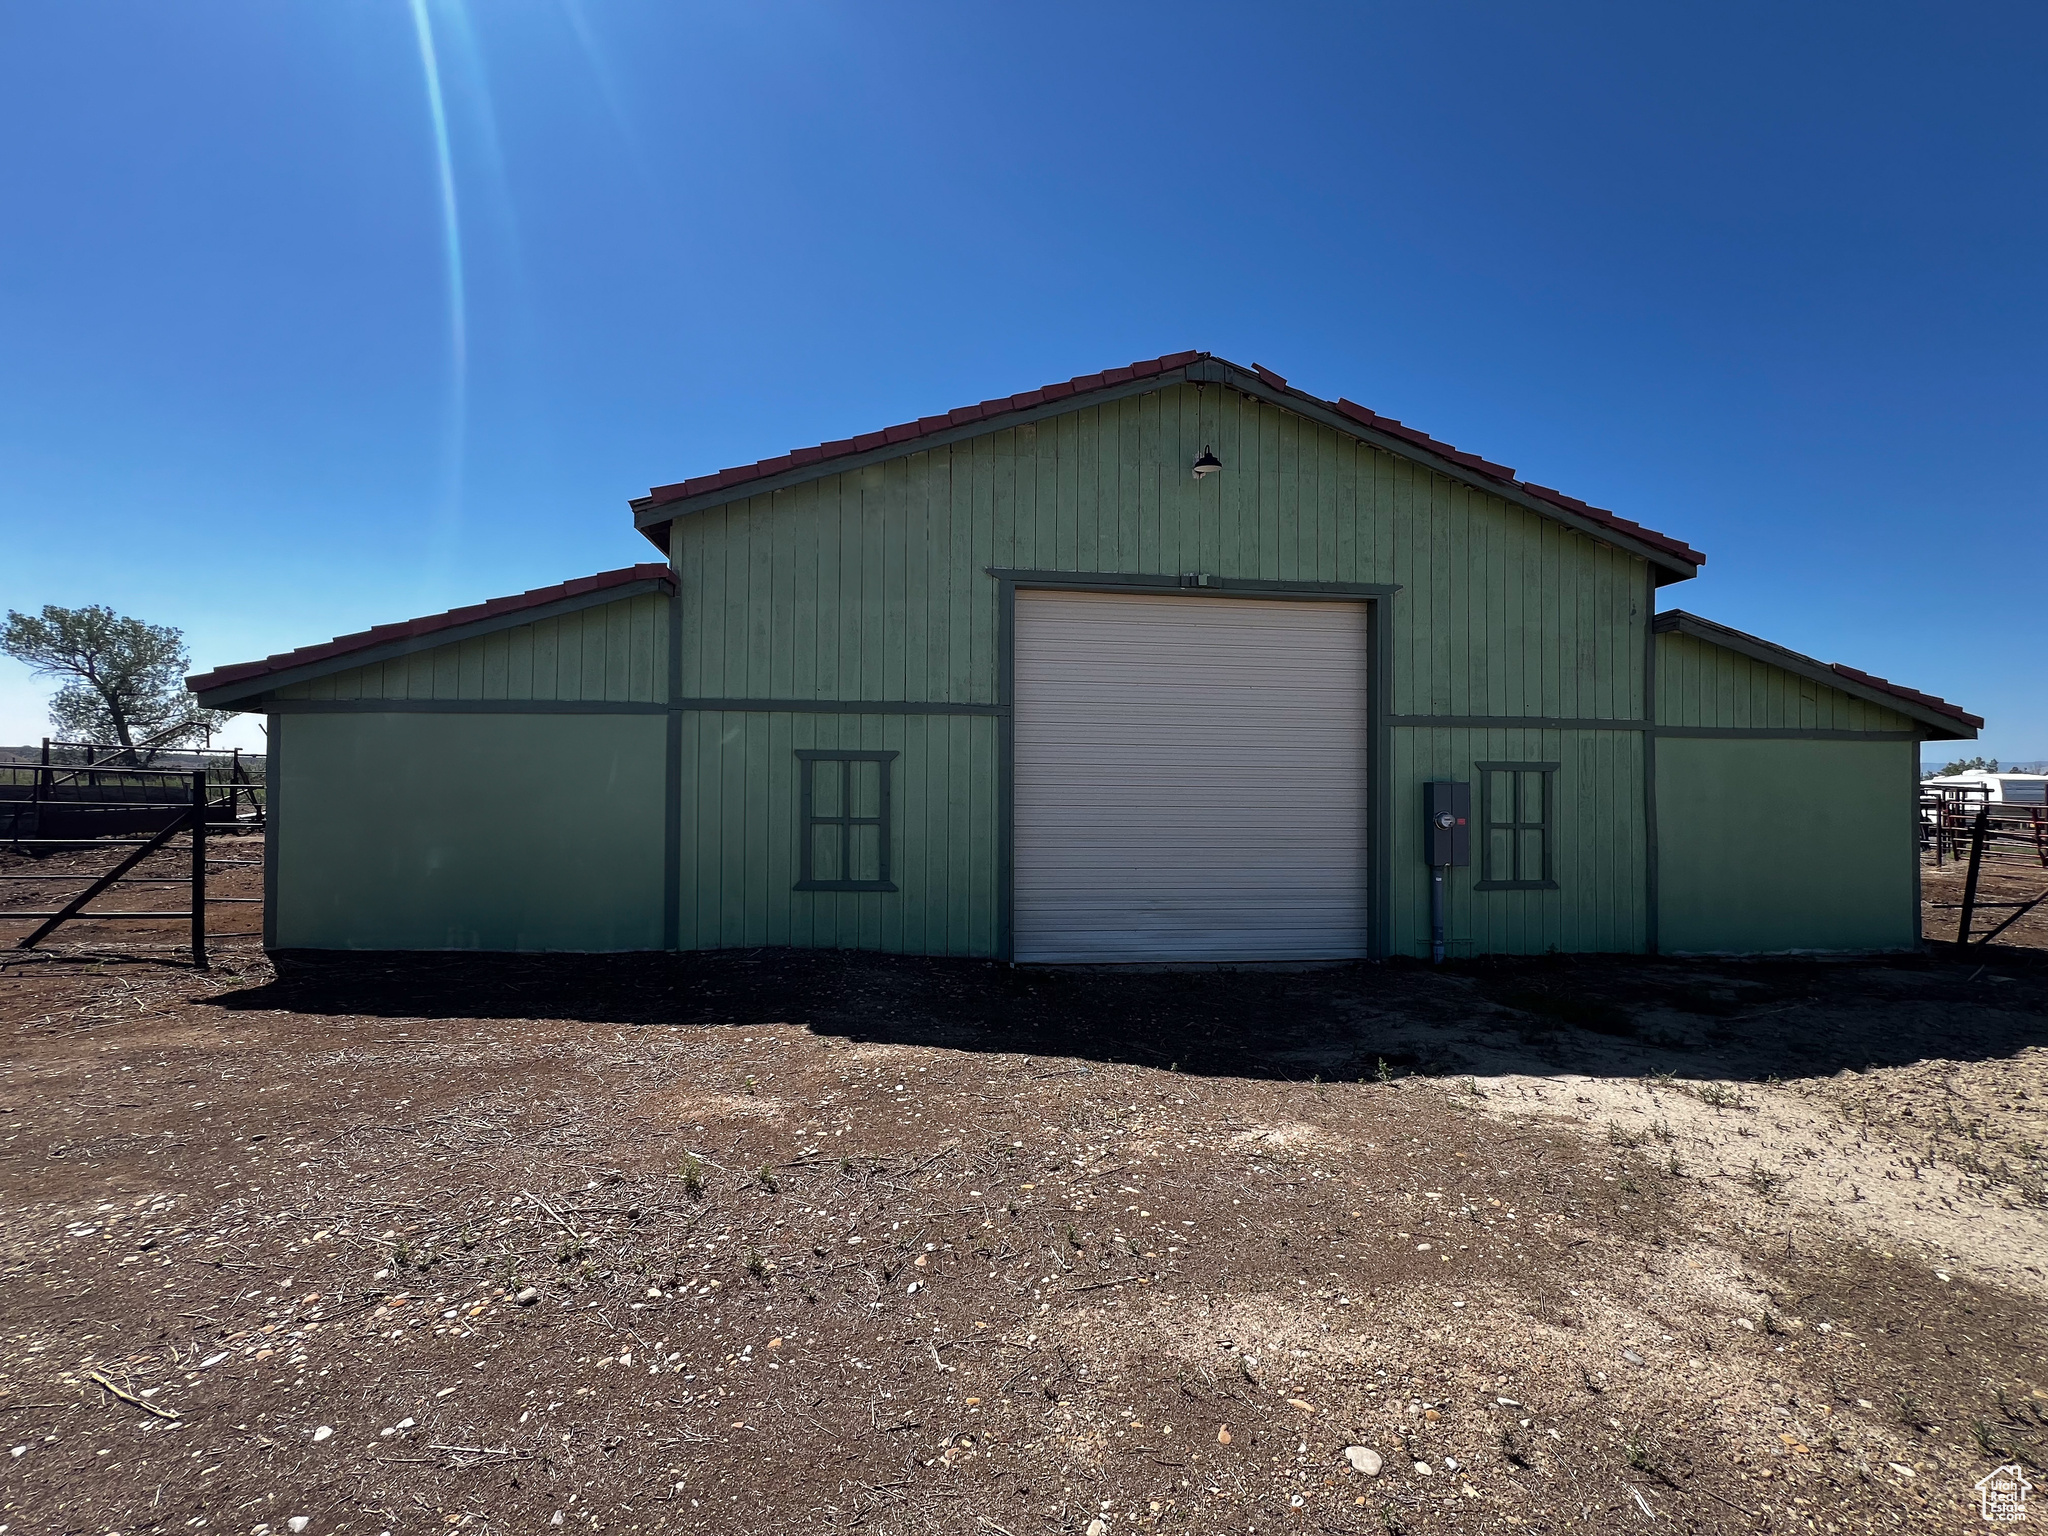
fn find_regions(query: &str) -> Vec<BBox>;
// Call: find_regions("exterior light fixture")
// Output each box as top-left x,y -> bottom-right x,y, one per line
1191,446 -> 1222,480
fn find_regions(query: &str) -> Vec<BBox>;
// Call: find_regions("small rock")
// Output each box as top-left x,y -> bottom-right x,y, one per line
1888,1463 -> 1915,1479
1444,1456 -> 1460,1471
1414,1461 -> 1433,1476
515,1287 -> 540,1306
1087,1521 -> 1109,1536
312,1425 -> 333,1443
288,1520 -> 311,1534
1621,1349 -> 1645,1366
1343,1445 -> 1382,1476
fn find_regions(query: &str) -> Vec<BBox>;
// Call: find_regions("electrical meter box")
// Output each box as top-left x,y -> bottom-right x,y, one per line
1423,781 -> 1470,868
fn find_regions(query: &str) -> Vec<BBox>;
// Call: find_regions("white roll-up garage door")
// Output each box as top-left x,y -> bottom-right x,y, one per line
1012,589 -> 1369,963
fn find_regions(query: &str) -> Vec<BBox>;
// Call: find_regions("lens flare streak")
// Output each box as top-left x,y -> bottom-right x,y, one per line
407,0 -> 466,523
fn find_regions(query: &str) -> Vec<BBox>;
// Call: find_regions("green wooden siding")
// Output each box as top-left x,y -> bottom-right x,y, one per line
274,711 -> 666,951
1655,631 -> 1913,731
272,592 -> 668,704
675,386 -> 1646,719
676,712 -> 998,955
252,379 -> 1943,959
1390,727 -> 1647,957
671,383 -> 1653,957
1656,738 -> 1916,952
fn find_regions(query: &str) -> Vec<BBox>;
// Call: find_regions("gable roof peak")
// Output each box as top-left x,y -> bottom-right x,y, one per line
630,351 -> 1704,579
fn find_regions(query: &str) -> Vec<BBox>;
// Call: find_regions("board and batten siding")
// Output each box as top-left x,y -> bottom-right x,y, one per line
271,592 -> 669,704
1389,726 -> 1647,956
675,711 -> 999,956
675,386 -> 1646,717
1655,632 -> 1913,732
669,382 -> 1654,957
1650,628 -> 1922,953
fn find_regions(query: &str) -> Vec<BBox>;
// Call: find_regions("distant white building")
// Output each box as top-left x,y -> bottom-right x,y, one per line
1922,769 -> 2048,805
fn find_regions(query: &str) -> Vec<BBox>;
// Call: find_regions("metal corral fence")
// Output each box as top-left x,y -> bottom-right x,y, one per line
1924,797 -> 2048,946
0,766 -> 263,969
0,738 -> 264,845
1920,782 -> 2047,869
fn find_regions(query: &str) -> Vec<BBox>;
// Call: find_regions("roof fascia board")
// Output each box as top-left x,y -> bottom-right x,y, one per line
636,359 -> 1698,584
1203,362 -> 1696,583
193,577 -> 672,709
1652,610 -> 1974,740
630,368 -> 1199,529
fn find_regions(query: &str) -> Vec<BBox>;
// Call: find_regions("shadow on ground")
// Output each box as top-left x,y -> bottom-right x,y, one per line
200,944 -> 2048,1086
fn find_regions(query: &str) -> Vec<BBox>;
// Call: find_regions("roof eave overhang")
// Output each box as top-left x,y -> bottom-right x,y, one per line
1653,610 -> 1979,740
630,360 -> 1703,585
191,576 -> 673,710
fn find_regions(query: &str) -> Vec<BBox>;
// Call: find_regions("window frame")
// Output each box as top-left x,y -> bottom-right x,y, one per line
794,749 -> 899,892
1473,760 -> 1559,891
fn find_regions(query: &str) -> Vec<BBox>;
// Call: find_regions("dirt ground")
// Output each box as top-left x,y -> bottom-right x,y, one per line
0,845 -> 2044,1536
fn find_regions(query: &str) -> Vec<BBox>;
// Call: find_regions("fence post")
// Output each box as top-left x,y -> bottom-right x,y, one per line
1956,807 -> 1989,946
190,770 -> 208,971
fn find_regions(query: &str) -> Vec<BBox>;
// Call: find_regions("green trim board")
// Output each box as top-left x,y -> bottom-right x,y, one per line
1642,567 -> 1661,953
266,696 -> 1001,717
677,699 -> 1002,716
1656,727 -> 1920,741
1388,716 -> 1649,730
270,699 -> 668,715
662,588 -> 683,952
262,711 -> 279,952
987,568 -> 1402,600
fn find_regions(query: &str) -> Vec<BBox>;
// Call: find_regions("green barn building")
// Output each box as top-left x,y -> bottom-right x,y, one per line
189,352 -> 1980,960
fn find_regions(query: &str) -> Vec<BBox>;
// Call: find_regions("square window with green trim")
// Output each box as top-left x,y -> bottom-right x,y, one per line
1475,761 -> 1558,890
795,750 -> 898,892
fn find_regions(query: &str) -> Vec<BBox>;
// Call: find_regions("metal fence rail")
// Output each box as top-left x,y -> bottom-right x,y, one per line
2,743 -> 264,848
1929,806 -> 2048,946
1921,789 -> 2047,868
0,770 -> 238,968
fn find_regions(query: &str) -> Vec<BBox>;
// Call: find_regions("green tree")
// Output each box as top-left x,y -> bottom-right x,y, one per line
0,604 -> 229,760
1935,755 -> 2000,776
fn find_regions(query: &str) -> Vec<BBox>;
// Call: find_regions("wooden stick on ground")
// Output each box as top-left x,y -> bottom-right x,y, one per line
86,1371 -> 180,1421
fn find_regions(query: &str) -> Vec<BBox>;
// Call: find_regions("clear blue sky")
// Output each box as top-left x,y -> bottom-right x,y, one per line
2,2 -> 2041,762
